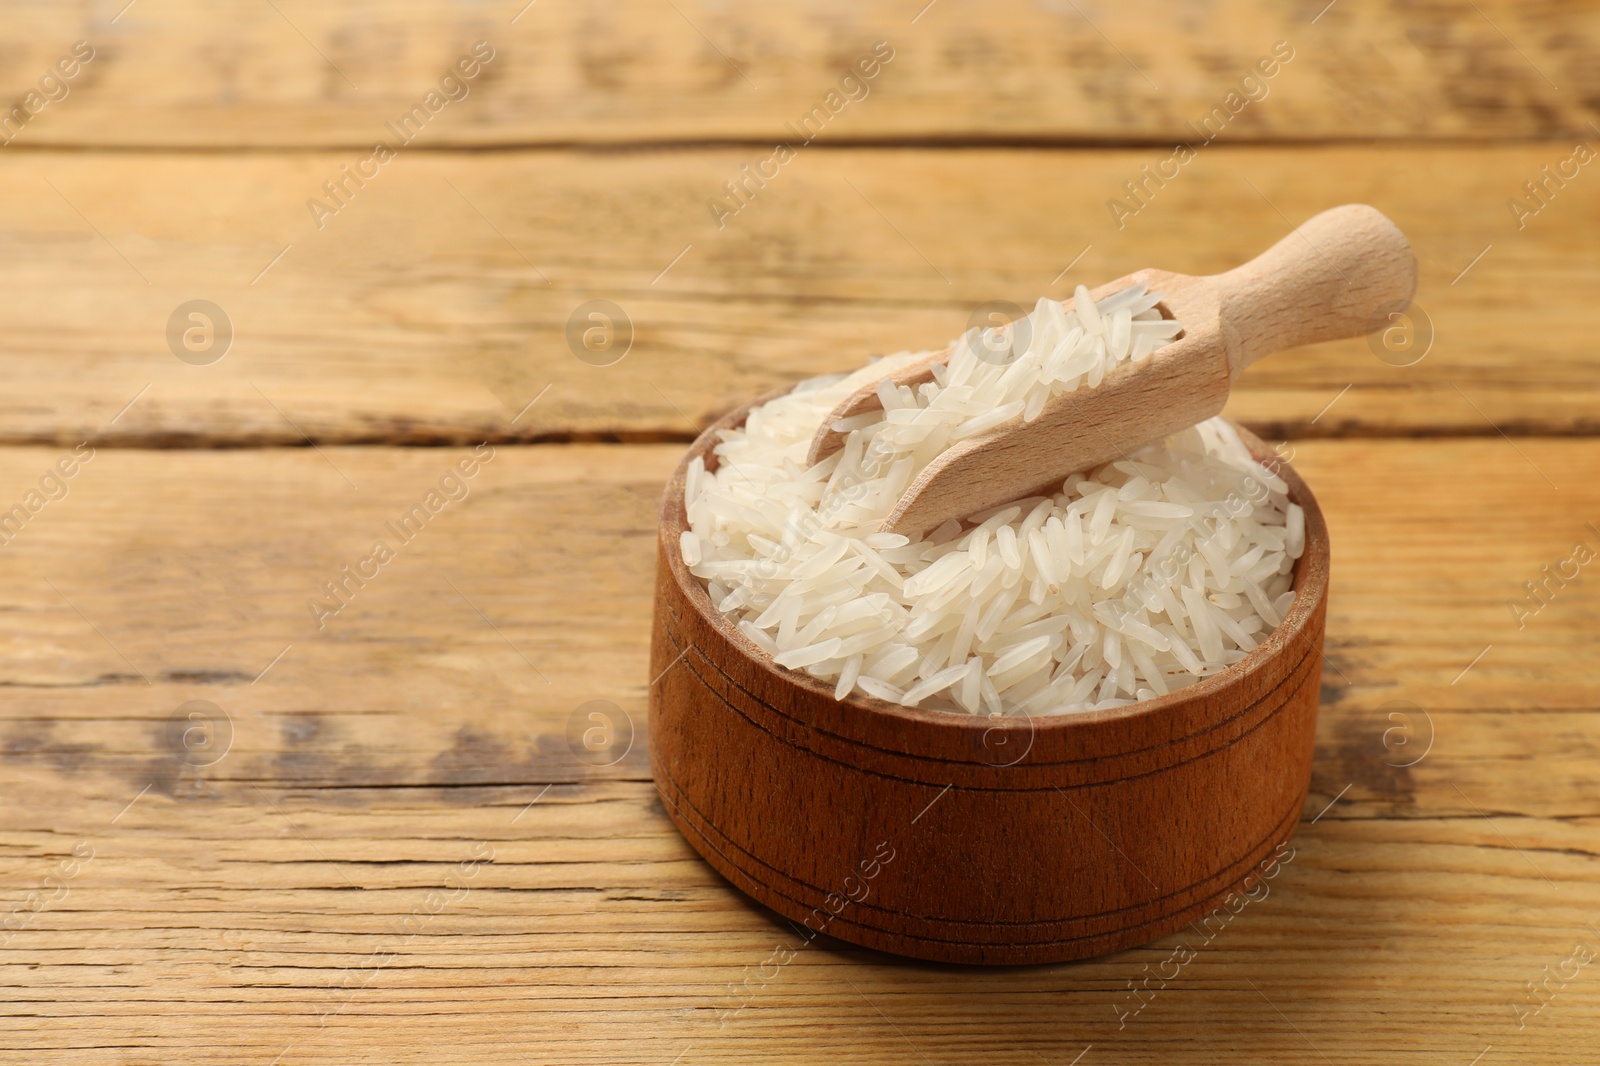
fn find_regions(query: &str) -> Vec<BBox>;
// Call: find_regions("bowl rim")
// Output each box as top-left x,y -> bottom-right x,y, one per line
659,389 -> 1329,735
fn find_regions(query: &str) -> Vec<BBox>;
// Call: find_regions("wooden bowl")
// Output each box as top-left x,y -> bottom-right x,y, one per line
649,400 -> 1328,965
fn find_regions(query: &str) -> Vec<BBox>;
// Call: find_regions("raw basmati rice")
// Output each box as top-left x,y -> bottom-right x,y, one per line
680,287 -> 1302,716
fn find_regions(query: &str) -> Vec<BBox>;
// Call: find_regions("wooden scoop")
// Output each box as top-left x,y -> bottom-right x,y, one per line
807,203 -> 1417,537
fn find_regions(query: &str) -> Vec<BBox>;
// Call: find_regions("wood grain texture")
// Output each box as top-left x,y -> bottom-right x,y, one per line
0,439 -> 1596,1060
1,0 -> 1594,1055
652,416 -> 1329,963
1,0 -> 1594,147
0,144 -> 1595,447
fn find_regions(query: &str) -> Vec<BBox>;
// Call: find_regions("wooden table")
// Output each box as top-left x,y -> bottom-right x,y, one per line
3,3 -> 1597,1062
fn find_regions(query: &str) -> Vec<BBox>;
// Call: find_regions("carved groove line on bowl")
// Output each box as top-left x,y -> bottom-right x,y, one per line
651,753 -> 1308,941
655,606 -> 1322,787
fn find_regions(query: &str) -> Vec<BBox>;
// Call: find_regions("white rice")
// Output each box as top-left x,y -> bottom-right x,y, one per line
680,287 -> 1302,716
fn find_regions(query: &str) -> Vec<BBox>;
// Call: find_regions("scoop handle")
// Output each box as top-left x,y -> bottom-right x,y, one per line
1210,203 -> 1417,378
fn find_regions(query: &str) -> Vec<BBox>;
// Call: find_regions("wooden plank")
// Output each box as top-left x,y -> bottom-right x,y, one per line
3,144 -> 1597,447
1,0 -> 1593,147
0,769 -> 1595,1063
0,439 -> 1588,721
0,439 -> 1596,1061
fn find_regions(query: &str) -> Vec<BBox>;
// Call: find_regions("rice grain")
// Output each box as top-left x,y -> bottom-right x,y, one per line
681,286 -> 1303,715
